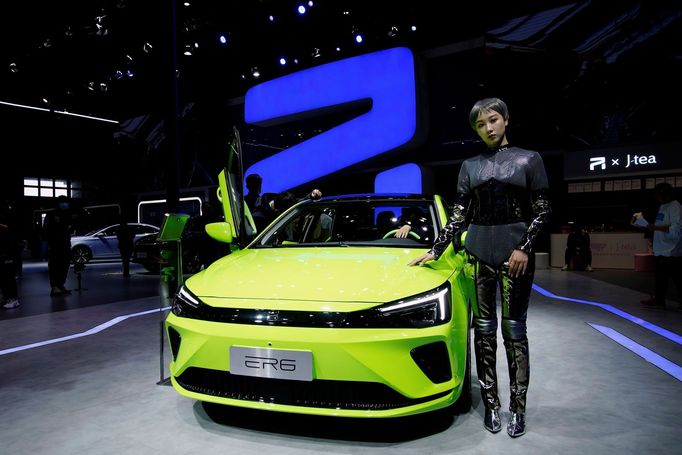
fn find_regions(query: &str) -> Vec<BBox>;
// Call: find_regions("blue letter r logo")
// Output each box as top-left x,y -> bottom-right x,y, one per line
244,47 -> 419,193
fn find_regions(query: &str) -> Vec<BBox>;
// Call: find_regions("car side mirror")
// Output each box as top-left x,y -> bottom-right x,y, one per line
205,222 -> 233,244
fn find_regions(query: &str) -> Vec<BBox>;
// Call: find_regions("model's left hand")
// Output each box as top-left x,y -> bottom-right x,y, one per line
508,249 -> 528,278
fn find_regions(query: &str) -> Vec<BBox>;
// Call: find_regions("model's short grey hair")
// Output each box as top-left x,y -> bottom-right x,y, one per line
469,98 -> 509,129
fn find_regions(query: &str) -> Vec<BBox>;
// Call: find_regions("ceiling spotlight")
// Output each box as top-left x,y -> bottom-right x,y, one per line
219,35 -> 227,44
95,15 -> 108,36
308,1 -> 314,6
183,2 -> 190,6
115,70 -> 124,79
297,5 -> 306,15
183,45 -> 193,56
355,34 -> 363,44
194,42 -> 199,48
87,81 -> 96,91
99,82 -> 108,92
42,38 -> 52,48
388,26 -> 398,37
251,67 -> 260,78
311,47 -> 321,58
9,62 -> 18,73
241,74 -> 246,80
143,42 -> 153,53
126,69 -> 134,78
279,58 -> 287,66
125,54 -> 133,63
269,15 -> 275,22
42,98 -> 50,105
343,11 -> 349,15
293,58 -> 299,64
411,25 -> 417,31
64,26 -> 74,37
336,47 -> 341,52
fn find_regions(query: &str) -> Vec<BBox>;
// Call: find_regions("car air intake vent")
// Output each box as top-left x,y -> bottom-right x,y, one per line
411,341 -> 452,384
167,327 -> 181,361
176,367 -> 451,410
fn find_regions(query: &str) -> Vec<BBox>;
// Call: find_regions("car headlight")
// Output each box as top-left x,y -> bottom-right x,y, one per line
172,285 -> 203,316
356,284 -> 451,329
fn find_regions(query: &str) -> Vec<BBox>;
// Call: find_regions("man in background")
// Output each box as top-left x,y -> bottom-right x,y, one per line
43,195 -> 73,296
633,182 -> 681,309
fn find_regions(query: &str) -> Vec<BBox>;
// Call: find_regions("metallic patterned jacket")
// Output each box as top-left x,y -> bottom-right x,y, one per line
429,145 -> 551,267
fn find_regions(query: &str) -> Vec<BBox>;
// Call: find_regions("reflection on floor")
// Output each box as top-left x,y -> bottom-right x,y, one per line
0,261 -> 680,454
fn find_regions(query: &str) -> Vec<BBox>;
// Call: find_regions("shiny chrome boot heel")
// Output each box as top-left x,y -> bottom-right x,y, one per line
507,412 -> 526,437
484,408 -> 502,433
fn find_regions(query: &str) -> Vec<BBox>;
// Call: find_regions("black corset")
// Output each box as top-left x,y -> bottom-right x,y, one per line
470,179 -> 528,225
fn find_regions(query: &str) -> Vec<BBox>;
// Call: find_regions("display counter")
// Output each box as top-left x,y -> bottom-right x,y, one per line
550,233 -> 649,269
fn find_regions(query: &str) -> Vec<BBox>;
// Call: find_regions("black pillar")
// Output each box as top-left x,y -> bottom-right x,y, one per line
162,0 -> 181,213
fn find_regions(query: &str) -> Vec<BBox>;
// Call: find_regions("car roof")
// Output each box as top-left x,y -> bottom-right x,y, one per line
96,222 -> 159,231
314,193 -> 436,203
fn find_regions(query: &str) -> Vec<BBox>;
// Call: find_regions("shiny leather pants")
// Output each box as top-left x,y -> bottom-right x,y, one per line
472,255 -> 533,414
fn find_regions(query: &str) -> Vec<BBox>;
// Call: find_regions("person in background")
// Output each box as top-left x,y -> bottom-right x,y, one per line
245,173 -> 263,213
116,218 -> 135,277
632,182 -> 682,309
409,97 -> 551,437
252,189 -> 322,233
562,223 -> 593,271
0,199 -> 21,309
394,207 -> 429,239
42,195 -> 74,296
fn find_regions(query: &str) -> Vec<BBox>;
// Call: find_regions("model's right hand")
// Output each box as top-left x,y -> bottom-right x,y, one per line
408,252 -> 435,266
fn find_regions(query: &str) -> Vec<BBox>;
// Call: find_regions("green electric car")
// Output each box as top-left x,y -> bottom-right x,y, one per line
165,132 -> 473,418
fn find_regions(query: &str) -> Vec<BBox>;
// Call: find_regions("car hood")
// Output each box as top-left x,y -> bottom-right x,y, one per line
186,247 -> 454,306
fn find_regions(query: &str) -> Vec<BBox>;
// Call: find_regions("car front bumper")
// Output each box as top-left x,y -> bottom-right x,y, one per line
165,307 -> 468,418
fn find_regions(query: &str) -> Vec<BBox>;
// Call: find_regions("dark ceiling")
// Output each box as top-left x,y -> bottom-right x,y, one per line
0,0 -> 573,118
1,0 -> 681,198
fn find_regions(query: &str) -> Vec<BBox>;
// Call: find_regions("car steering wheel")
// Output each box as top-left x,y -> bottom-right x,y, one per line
382,229 -> 421,240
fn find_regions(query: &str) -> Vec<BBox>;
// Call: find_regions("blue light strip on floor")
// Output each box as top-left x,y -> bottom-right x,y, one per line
532,284 -> 682,346
0,307 -> 170,357
588,323 -> 682,382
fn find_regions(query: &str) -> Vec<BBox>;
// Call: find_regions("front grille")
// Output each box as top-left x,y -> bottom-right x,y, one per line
176,367 -> 451,410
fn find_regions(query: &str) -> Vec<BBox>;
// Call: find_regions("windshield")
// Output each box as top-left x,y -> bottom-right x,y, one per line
252,200 -> 439,248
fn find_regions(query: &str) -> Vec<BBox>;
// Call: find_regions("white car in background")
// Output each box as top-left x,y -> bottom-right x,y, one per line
70,223 -> 159,263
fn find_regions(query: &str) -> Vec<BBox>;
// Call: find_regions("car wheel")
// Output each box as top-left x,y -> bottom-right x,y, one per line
183,251 -> 203,274
142,263 -> 160,274
450,318 -> 472,414
72,245 -> 92,264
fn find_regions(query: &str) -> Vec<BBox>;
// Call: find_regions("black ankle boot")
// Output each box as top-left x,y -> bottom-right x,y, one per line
507,412 -> 525,437
484,408 -> 502,433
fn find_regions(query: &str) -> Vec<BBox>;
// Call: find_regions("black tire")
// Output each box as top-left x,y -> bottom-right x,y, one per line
142,263 -> 160,274
71,245 -> 92,264
451,318 -> 472,414
183,251 -> 203,274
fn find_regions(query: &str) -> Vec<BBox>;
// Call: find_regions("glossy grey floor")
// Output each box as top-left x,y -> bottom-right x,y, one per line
0,262 -> 680,455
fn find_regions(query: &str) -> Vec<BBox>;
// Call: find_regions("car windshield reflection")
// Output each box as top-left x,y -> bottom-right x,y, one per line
253,200 -> 438,248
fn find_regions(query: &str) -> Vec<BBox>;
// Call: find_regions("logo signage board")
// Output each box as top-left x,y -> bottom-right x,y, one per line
564,142 -> 682,180
244,47 -> 422,194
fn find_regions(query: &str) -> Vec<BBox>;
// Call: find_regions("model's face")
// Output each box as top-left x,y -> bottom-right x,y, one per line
474,109 -> 508,148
